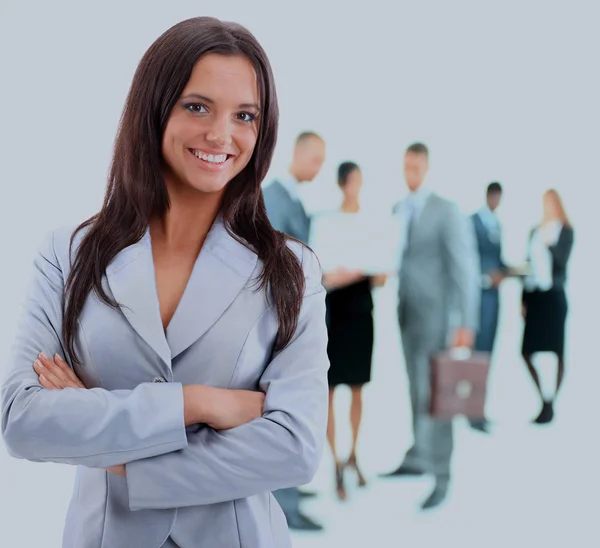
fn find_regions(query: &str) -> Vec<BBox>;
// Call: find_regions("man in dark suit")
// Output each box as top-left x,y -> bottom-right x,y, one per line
470,182 -> 510,432
263,131 -> 325,244
262,131 -> 326,532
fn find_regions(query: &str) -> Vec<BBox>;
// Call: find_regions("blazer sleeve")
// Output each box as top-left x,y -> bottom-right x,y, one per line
125,247 -> 329,510
441,203 -> 480,332
1,231 -> 188,468
548,227 -> 574,269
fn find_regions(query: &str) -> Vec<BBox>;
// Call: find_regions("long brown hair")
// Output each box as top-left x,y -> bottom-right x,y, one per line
544,188 -> 572,228
63,17 -> 305,365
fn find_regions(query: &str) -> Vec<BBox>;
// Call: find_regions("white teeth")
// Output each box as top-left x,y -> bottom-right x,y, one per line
192,150 -> 227,164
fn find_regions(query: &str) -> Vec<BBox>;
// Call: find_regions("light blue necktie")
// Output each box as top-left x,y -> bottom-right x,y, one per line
403,199 -> 417,254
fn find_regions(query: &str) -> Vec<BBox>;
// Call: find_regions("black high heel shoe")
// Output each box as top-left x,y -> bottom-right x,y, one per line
335,462 -> 347,500
346,454 -> 367,487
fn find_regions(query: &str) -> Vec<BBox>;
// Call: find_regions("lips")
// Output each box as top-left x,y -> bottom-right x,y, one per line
187,148 -> 234,172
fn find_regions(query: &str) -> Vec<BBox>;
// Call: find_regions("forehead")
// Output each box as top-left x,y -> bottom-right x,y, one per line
303,137 -> 325,154
404,152 -> 427,163
183,53 -> 259,104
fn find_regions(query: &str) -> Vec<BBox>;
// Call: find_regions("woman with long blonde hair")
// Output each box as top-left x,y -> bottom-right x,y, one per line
522,189 -> 574,424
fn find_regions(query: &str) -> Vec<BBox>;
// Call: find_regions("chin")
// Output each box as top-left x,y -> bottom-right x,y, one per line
183,171 -> 232,194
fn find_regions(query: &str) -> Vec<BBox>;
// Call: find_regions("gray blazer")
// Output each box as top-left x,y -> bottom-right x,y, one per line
1,218 -> 329,548
397,193 -> 480,347
263,181 -> 310,244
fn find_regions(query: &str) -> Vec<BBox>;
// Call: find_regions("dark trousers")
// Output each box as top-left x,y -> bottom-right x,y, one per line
475,289 -> 500,353
272,487 -> 300,518
471,289 -> 499,426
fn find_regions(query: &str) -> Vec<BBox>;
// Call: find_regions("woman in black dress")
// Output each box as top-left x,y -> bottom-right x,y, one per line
321,162 -> 387,500
522,189 -> 574,424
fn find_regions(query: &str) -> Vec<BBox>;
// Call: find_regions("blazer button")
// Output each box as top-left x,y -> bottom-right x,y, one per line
152,376 -> 167,383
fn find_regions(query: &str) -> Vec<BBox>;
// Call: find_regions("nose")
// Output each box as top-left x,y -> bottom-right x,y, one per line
206,116 -> 232,147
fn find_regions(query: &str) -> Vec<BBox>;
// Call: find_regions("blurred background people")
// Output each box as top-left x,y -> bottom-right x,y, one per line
263,131 -> 326,245
470,181 -> 510,433
381,143 -> 479,510
321,162 -> 387,501
263,130 -> 327,532
522,189 -> 574,424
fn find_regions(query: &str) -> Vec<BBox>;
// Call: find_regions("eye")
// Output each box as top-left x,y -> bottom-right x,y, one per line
184,103 -> 208,114
236,112 -> 257,123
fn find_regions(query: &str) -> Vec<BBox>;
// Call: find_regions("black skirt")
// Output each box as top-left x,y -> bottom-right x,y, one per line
522,288 -> 568,357
326,279 -> 374,387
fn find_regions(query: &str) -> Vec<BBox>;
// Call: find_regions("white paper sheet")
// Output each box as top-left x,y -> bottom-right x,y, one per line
309,211 -> 403,275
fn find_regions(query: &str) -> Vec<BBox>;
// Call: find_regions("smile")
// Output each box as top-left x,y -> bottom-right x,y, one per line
189,149 -> 232,164
187,148 -> 234,172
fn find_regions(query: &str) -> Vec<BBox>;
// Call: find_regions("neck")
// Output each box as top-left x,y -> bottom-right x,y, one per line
341,198 -> 359,213
288,165 -> 303,184
150,180 -> 222,251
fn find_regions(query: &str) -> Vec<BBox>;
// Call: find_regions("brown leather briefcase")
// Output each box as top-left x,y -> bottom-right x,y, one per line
429,349 -> 491,419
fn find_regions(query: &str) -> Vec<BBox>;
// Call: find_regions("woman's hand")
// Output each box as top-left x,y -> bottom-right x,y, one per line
34,353 -> 128,475
33,352 -> 85,389
106,465 -> 126,477
184,385 -> 265,430
322,267 -> 365,290
371,273 -> 388,287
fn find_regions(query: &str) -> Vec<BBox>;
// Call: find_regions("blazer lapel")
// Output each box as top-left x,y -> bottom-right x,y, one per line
105,230 -> 172,368
165,217 -> 259,361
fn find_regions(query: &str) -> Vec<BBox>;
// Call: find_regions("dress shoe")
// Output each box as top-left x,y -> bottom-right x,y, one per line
298,489 -> 318,499
420,480 -> 449,510
285,512 -> 324,532
533,400 -> 554,424
469,419 -> 492,433
379,465 -> 424,478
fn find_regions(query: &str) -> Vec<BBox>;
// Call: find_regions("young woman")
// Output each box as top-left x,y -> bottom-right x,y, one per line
522,189 -> 574,424
322,162 -> 387,500
1,17 -> 329,548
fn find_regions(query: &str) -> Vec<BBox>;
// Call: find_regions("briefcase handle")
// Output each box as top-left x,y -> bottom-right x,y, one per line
448,346 -> 472,361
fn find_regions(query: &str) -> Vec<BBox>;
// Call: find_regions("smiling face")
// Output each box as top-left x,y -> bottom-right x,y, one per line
161,53 -> 260,196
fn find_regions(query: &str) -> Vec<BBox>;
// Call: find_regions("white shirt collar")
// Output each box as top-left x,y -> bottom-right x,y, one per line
405,186 -> 431,210
478,205 -> 499,227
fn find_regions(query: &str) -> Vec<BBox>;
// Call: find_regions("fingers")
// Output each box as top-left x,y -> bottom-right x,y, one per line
105,465 -> 127,477
34,352 -> 85,389
38,373 -> 59,390
34,354 -> 66,388
53,354 -> 86,388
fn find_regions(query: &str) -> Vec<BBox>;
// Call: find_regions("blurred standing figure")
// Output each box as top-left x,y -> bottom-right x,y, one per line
470,182 -> 510,433
321,162 -> 387,501
263,131 -> 326,532
381,143 -> 479,511
264,132 -> 325,245
522,189 -> 574,424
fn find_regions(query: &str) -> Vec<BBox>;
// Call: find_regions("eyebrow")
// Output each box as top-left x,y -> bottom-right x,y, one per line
181,93 -> 260,111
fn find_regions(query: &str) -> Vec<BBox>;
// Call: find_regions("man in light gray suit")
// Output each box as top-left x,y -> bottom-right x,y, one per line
263,131 -> 326,531
382,143 -> 480,510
